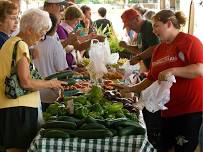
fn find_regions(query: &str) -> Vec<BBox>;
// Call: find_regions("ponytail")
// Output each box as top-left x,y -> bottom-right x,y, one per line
152,10 -> 186,29
175,11 -> 186,28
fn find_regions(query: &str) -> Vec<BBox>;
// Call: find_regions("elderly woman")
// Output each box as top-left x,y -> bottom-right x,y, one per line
0,0 -> 19,48
115,10 -> 203,152
0,9 -> 65,152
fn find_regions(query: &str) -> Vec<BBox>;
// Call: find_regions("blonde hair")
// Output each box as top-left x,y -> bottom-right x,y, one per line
20,8 -> 52,33
152,10 -> 186,29
64,5 -> 83,21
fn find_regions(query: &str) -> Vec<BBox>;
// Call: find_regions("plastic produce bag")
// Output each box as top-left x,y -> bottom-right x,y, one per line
88,39 -> 108,80
88,38 -> 119,81
103,38 -> 119,65
120,61 -> 139,79
107,53 -> 119,65
103,38 -> 111,63
38,99 -> 44,128
138,75 -> 176,113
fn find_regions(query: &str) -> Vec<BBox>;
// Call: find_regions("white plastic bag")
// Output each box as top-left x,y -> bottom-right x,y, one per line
102,38 -> 119,65
88,39 -> 108,79
120,61 -> 139,79
107,53 -> 119,65
38,99 -> 44,128
103,38 -> 111,63
71,50 -> 83,64
138,75 -> 176,113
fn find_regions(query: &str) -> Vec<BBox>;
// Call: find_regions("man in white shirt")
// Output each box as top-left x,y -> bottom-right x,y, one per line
34,13 -> 68,111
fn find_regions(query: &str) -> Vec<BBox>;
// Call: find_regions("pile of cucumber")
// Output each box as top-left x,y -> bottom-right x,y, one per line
40,116 -> 145,139
45,70 -> 74,80
41,85 -> 145,139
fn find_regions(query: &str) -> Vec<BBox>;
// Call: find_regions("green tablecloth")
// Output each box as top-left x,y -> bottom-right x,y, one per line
28,134 -> 156,152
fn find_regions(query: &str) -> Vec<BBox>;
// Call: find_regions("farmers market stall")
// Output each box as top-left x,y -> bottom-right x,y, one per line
28,59 -> 156,152
28,85 -> 156,152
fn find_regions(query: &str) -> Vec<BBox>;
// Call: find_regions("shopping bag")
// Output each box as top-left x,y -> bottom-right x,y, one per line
138,75 -> 176,113
88,39 -> 108,80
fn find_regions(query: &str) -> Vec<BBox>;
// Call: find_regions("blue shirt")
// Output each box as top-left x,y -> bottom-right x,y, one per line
0,32 -> 9,48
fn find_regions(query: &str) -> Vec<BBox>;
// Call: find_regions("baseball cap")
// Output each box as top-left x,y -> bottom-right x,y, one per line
45,0 -> 67,5
121,9 -> 140,29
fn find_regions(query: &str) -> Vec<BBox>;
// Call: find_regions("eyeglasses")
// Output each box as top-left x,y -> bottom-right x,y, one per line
55,3 -> 64,12
9,15 -> 20,21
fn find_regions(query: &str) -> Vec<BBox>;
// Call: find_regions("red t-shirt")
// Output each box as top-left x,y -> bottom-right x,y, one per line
147,32 -> 203,117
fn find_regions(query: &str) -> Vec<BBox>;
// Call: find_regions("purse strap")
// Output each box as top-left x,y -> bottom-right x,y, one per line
10,40 -> 22,72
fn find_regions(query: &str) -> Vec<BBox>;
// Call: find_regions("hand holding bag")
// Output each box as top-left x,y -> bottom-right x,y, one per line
4,40 -> 42,99
138,75 -> 176,113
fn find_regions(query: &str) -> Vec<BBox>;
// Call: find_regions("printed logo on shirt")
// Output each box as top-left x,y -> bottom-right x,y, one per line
152,55 -> 177,67
178,51 -> 185,62
176,135 -> 189,146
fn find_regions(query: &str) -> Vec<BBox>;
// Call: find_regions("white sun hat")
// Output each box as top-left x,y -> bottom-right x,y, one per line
45,0 -> 67,5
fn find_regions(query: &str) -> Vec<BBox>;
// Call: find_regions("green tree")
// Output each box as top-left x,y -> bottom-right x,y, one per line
76,0 -> 89,4
129,0 -> 139,3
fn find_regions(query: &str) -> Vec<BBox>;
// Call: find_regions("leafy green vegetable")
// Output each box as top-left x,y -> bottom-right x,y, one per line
73,96 -> 88,105
107,102 -> 123,113
94,23 -> 112,38
91,103 -> 104,115
116,109 -> 126,118
46,102 -> 61,116
87,85 -> 103,103
74,106 -> 89,118
58,105 -> 68,116
44,102 -> 67,118
43,112 -> 52,121
122,109 -> 139,121
89,111 -> 103,119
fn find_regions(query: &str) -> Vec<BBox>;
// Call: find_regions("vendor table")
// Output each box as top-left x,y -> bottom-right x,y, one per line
28,134 -> 156,152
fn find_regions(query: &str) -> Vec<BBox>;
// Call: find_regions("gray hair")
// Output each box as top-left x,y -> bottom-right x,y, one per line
144,10 -> 155,21
20,8 -> 52,33
131,4 -> 146,15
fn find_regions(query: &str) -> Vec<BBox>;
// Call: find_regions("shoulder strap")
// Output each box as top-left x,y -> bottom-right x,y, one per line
11,40 -> 22,70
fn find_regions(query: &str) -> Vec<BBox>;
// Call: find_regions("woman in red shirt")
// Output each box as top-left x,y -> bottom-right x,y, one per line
115,10 -> 203,152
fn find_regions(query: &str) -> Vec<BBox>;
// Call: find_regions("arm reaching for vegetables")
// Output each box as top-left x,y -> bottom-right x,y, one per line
113,78 -> 154,94
17,56 -> 66,91
119,41 -> 140,55
130,46 -> 155,65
